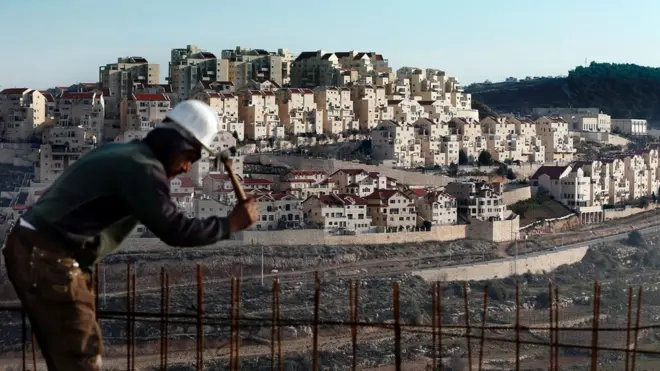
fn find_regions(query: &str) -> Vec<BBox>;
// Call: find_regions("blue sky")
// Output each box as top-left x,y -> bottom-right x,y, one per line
2,0 -> 657,89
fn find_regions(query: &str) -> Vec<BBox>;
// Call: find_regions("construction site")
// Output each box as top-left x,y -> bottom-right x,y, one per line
1,225 -> 660,371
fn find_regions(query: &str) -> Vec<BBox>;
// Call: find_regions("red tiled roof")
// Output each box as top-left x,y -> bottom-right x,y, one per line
175,176 -> 195,188
283,179 -> 316,183
208,92 -> 235,99
61,92 -> 95,99
364,189 -> 405,201
408,188 -> 426,197
133,93 -> 169,101
171,192 -> 192,198
530,165 -> 569,180
42,93 -> 55,103
331,169 -> 367,176
1,88 -> 30,95
286,170 -> 326,176
242,178 -> 272,185
317,194 -> 368,206
12,204 -> 28,211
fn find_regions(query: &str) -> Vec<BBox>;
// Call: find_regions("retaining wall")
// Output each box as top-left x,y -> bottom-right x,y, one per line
122,224 -> 468,251
413,245 -> 590,282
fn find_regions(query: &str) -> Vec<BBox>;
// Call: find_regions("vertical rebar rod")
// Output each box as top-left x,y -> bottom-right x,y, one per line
160,267 -> 165,371
235,278 -> 241,371
515,280 -> 520,371
625,287 -> 633,371
478,285 -> 489,371
463,281 -> 472,371
131,272 -> 136,371
312,272 -> 321,371
548,282 -> 554,371
431,282 -> 437,370
353,280 -> 359,370
631,286 -> 643,371
229,277 -> 235,370
276,279 -> 283,371
126,264 -> 132,371
164,273 -> 170,370
197,264 -> 204,371
590,281 -> 601,371
271,280 -> 276,371
554,286 -> 559,371
437,282 -> 443,370
392,282 -> 402,371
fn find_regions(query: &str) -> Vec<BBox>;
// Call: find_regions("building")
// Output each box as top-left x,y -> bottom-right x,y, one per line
0,88 -> 47,141
535,116 -> 576,162
364,189 -> 416,231
119,93 -> 171,134
445,180 -> 506,221
302,193 -> 371,231
192,91 -> 244,140
55,91 -> 105,142
99,57 -> 160,110
221,47 -> 293,88
350,85 -> 391,132
612,118 -> 648,136
291,51 -> 391,88
413,189 -> 458,226
370,120 -> 423,168
312,87 -> 358,136
168,45 -> 229,102
239,90 -> 284,140
277,88 -> 322,135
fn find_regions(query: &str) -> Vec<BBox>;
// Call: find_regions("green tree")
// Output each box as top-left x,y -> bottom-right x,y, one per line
478,151 -> 493,166
458,149 -> 469,165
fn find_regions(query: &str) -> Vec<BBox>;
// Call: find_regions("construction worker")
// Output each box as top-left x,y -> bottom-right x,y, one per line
2,100 -> 258,370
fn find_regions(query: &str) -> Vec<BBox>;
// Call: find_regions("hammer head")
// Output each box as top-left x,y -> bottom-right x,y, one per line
218,146 -> 238,164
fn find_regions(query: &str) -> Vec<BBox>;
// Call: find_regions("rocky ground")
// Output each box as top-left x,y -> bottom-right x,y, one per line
3,231 -> 660,370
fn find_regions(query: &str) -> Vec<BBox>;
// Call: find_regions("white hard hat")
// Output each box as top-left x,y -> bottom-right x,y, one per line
164,100 -> 219,154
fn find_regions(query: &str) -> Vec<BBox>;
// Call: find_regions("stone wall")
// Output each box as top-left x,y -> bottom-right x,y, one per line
122,225 -> 468,251
259,156 -> 452,187
502,186 -> 532,205
414,245 -> 590,282
467,216 -> 520,243
604,204 -> 656,220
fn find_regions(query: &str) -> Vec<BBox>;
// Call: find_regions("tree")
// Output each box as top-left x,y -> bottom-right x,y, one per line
232,130 -> 239,140
506,168 -> 517,180
447,162 -> 458,176
627,231 -> 645,247
458,149 -> 469,165
477,151 -> 493,166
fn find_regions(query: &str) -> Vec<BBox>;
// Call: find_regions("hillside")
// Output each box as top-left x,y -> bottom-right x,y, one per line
466,62 -> 660,120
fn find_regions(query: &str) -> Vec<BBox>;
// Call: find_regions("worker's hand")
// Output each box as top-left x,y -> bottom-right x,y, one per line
228,199 -> 259,233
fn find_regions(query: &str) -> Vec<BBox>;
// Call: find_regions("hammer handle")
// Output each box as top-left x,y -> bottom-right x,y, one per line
225,163 -> 247,202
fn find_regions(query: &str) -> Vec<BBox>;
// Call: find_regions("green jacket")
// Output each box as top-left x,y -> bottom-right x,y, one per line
22,139 -> 230,271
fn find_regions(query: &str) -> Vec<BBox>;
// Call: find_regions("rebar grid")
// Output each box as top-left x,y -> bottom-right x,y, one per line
0,263 -> 656,371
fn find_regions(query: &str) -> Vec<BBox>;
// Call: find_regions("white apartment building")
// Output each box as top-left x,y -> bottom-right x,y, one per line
370,120 -> 423,168
277,88 -> 323,135
193,91 -> 244,140
0,88 -> 47,141
313,87 -> 358,135
413,118 -> 450,166
250,191 -> 302,230
445,181 -> 506,221
168,45 -> 229,101
56,91 -> 105,142
414,190 -> 458,226
364,189 -> 417,231
120,93 -> 171,133
302,193 -> 372,231
535,116 -> 576,162
612,118 -> 648,136
350,85 -> 391,132
600,157 -> 631,204
239,90 -> 284,139
388,98 -> 424,124
99,57 -> 160,113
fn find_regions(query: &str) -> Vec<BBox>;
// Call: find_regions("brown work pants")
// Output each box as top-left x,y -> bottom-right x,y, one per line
2,226 -> 103,371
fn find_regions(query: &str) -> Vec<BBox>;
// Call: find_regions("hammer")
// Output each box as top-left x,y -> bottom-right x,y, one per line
218,148 -> 247,202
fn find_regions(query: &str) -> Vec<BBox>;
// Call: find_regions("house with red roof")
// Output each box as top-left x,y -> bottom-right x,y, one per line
363,189 -> 417,232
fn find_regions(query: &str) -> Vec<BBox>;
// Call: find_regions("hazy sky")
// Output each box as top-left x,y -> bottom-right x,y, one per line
2,0 -> 657,89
